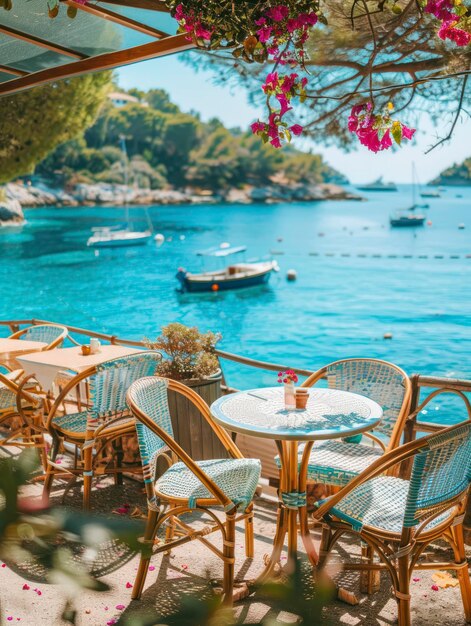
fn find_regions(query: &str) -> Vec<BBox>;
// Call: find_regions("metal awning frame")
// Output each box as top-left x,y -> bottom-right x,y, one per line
0,0 -> 195,96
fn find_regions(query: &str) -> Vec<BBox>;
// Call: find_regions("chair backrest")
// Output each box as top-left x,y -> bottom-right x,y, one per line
14,324 -> 68,348
126,377 -> 243,496
404,421 -> 471,528
126,377 -> 175,486
88,352 -> 161,427
306,358 -> 411,447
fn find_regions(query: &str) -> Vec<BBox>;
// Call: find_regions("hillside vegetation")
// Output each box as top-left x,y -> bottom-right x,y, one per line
37,87 -> 347,193
431,158 -> 471,186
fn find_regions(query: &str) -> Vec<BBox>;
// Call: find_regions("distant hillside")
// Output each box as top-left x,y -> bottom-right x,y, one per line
36,86 -> 348,194
430,158 -> 471,186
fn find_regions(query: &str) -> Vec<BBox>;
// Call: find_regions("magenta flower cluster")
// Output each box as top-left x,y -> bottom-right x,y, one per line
277,369 -> 299,384
175,3 -> 213,41
251,71 -> 306,147
424,0 -> 471,46
249,4 -> 320,147
348,102 -> 415,153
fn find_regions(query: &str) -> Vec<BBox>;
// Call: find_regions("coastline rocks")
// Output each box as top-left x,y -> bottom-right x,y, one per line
3,179 -> 363,210
0,198 -> 24,226
73,183 -> 216,206
5,182 -> 76,207
246,182 -> 363,203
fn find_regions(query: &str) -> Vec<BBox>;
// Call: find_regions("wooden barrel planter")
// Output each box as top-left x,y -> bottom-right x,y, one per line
167,371 -> 228,461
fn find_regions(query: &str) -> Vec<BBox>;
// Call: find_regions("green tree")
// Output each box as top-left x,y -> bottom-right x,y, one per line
0,72 -> 111,184
104,104 -> 166,156
159,114 -> 202,184
145,89 -> 180,114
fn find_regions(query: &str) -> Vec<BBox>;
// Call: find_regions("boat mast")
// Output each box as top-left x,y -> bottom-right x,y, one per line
412,162 -> 417,209
120,135 -> 130,229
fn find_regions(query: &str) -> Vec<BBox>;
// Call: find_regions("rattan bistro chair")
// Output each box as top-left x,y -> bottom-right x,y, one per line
313,421 -> 471,626
293,359 -> 412,488
0,371 -> 46,452
43,352 -> 161,509
126,377 -> 261,606
9,323 -> 68,350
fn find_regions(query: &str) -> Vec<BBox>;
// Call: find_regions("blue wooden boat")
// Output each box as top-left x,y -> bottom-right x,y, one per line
176,245 -> 278,292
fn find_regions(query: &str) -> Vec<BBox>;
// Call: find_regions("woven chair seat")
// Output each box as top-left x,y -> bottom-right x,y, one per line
0,383 -> 41,413
52,412 -> 134,436
274,439 -> 384,487
53,412 -> 88,434
0,386 -> 16,412
322,475 -> 453,534
155,458 -> 261,510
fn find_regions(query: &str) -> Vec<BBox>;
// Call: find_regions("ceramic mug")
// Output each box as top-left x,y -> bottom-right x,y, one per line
90,338 -> 101,354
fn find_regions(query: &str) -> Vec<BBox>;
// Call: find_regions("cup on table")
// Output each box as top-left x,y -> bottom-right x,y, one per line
81,344 -> 91,356
295,388 -> 309,410
89,338 -> 101,354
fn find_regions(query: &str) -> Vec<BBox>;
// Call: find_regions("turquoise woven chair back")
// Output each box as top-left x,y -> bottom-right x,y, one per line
326,360 -> 406,439
88,352 -> 161,426
21,324 -> 66,345
126,377 -> 174,486
404,421 -> 471,527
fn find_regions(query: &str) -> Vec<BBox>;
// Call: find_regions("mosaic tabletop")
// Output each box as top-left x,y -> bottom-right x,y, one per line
210,387 -> 383,441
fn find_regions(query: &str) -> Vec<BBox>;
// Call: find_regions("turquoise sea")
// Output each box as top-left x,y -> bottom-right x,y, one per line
1,184 -> 470,422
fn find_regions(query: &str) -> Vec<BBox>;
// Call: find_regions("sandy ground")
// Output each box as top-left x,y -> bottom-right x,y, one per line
0,474 -> 469,626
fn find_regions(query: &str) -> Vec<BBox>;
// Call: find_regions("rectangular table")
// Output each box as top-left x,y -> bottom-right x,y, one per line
0,337 -> 48,370
17,344 -> 142,392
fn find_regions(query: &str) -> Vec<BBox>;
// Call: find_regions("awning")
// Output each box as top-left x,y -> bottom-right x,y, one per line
0,0 -> 194,96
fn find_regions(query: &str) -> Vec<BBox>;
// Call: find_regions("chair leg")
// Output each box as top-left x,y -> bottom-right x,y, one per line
164,515 -> 175,555
360,543 -> 380,594
42,437 -> 60,503
223,511 -> 236,607
317,525 -> 332,570
244,504 -> 254,558
451,523 -> 471,622
132,509 -> 159,601
396,555 -> 411,626
113,437 -> 124,486
82,447 -> 93,511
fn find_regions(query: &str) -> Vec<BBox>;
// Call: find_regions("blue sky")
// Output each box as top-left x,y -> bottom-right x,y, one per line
118,52 -> 471,184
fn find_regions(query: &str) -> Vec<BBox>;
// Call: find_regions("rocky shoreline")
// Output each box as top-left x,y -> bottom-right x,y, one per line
1,180 -> 363,225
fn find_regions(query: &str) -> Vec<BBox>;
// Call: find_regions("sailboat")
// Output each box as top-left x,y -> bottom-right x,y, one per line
390,164 -> 426,228
87,137 -> 153,249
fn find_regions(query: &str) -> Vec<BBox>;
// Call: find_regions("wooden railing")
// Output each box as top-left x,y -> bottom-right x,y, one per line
1,319 -> 470,440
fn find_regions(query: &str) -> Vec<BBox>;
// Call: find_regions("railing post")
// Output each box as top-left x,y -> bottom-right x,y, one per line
404,374 -> 420,445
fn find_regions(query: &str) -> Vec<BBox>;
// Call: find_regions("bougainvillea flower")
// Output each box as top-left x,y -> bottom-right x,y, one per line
289,124 -> 304,136
438,21 -> 471,45
266,5 -> 290,21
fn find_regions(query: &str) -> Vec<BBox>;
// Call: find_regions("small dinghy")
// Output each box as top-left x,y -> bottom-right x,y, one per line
177,245 -> 279,292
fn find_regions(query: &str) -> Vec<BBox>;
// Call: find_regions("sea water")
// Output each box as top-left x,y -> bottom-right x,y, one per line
1,184 -> 469,424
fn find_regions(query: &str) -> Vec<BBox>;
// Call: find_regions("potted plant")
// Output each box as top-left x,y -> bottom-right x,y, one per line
142,323 -> 227,461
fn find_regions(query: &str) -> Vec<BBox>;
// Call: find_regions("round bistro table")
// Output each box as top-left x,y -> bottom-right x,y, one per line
210,386 -> 383,578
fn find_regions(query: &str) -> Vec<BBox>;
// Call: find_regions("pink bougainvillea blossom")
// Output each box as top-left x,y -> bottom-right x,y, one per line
348,102 -> 415,153
252,72 -> 308,147
438,20 -> 471,45
174,3 -> 213,41
423,0 -> 471,47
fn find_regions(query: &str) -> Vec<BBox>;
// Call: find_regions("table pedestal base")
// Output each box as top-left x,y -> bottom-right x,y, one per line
258,439 -> 319,582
